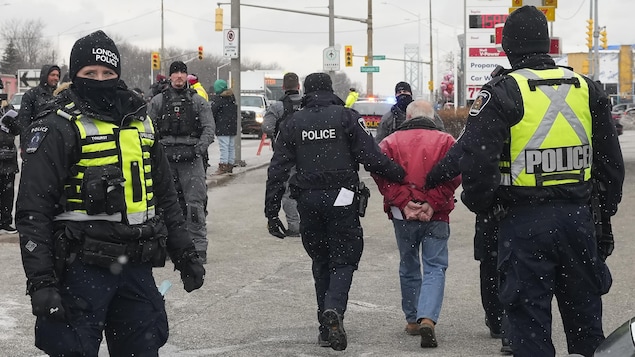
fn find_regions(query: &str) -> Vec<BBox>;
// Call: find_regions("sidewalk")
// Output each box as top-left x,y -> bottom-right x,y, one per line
206,135 -> 273,186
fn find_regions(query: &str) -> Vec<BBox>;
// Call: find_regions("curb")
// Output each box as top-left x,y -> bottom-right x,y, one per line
207,161 -> 270,187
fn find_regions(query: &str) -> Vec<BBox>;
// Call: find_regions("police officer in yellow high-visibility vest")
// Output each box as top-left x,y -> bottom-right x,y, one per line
16,31 -> 205,356
458,7 -> 624,357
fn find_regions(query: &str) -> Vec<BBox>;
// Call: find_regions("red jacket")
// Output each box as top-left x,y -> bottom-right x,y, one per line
372,117 -> 461,223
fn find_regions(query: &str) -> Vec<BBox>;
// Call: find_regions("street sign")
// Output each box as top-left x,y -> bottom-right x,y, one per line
223,28 -> 239,58
323,46 -> 340,71
17,69 -> 40,92
372,55 -> 386,60
360,66 -> 380,73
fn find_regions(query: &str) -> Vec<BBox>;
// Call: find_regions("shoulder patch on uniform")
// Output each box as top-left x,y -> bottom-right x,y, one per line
357,117 -> 371,136
25,125 -> 49,154
469,90 -> 491,117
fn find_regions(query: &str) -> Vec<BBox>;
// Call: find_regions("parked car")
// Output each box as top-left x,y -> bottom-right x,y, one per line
240,93 -> 268,136
351,100 -> 393,134
9,92 -> 23,111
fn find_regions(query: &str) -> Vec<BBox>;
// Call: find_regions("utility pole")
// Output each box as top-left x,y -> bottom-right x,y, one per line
231,0 -> 243,164
161,0 -> 165,74
592,0 -> 599,81
366,0 -> 373,96
428,0 -> 434,101
328,0 -> 334,80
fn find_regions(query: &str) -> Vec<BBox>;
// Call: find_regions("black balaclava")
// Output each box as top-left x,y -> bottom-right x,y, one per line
502,6 -> 550,67
394,81 -> 413,112
69,30 -> 121,115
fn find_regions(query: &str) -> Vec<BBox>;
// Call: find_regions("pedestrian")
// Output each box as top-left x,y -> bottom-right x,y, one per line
375,81 -> 444,143
17,64 -> 60,130
344,87 -> 359,108
426,136 -> 511,355
210,79 -> 237,175
16,30 -> 205,356
459,6 -> 624,357
148,60 -> 215,263
264,72 -> 405,351
0,87 -> 20,234
188,73 -> 209,101
372,99 -> 461,348
262,72 -> 302,236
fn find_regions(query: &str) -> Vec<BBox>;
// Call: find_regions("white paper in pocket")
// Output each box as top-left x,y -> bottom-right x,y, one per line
333,187 -> 355,206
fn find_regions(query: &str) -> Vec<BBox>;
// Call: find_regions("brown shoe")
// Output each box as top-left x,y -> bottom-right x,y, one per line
213,163 -> 225,175
405,323 -> 420,336
419,319 -> 438,348
224,162 -> 233,173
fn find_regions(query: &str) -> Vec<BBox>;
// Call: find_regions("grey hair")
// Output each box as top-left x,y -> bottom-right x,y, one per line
406,100 -> 435,120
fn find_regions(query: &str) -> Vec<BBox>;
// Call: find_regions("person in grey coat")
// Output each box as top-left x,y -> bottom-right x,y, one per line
262,72 -> 302,236
147,61 -> 215,263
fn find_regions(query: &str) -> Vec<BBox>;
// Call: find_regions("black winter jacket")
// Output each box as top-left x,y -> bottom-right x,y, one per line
16,84 -> 196,294
459,54 -> 624,217
210,89 -> 237,136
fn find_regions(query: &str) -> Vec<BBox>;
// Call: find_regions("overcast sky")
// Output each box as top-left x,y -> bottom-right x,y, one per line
2,0 -> 633,97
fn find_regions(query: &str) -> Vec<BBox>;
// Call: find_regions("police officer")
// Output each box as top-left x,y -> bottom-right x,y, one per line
264,72 -> 405,351
459,7 -> 624,357
262,72 -> 302,236
16,30 -> 205,356
148,61 -> 215,263
426,132 -> 511,355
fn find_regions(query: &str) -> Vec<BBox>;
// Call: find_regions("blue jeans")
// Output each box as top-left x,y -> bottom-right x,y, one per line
392,219 -> 449,324
217,135 -> 235,164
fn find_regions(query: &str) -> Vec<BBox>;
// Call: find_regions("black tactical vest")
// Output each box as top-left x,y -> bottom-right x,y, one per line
294,105 -> 356,174
156,88 -> 200,137
275,93 -> 302,137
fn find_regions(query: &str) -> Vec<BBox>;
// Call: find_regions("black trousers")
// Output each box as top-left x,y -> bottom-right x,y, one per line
0,172 -> 15,226
474,212 -> 506,335
296,188 -> 363,324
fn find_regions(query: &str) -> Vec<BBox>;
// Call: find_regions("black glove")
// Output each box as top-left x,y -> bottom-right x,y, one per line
30,287 -> 66,322
597,219 -> 614,261
178,257 -> 205,292
267,217 -> 287,239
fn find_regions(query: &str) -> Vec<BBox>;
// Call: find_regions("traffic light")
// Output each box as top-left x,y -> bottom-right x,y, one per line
364,56 -> 368,66
215,7 -> 223,32
344,45 -> 353,67
198,46 -> 204,60
151,51 -> 160,70
600,28 -> 608,49
585,18 -> 594,50
581,59 -> 590,75
428,80 -> 434,91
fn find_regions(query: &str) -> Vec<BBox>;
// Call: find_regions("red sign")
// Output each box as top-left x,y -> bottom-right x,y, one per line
549,38 -> 561,56
469,47 -> 506,57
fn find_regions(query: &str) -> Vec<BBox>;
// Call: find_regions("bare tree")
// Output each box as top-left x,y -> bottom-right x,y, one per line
0,19 -> 54,68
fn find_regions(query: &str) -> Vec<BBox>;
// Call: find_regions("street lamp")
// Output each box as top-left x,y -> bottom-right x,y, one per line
56,21 -> 90,64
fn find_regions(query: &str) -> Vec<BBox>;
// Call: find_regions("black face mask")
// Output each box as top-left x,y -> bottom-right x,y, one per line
396,93 -> 413,112
72,77 -> 119,113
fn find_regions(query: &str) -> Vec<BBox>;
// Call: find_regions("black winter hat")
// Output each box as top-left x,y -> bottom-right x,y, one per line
169,61 -> 188,75
502,6 -> 550,56
395,81 -> 412,94
303,73 -> 333,94
69,30 -> 120,80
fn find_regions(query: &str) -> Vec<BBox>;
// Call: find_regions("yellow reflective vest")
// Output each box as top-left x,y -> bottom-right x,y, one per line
500,67 -> 592,187
57,103 -> 156,225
